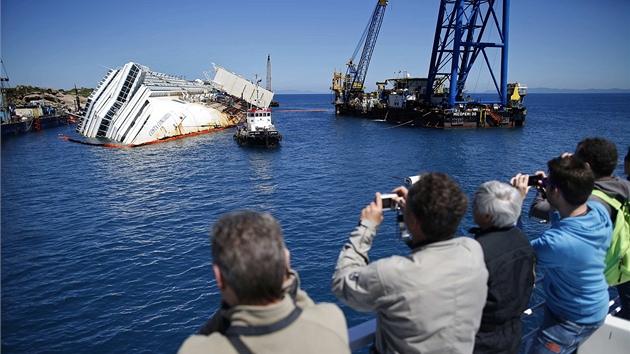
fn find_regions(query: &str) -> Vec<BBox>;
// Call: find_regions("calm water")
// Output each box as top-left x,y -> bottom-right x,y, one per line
2,93 -> 629,353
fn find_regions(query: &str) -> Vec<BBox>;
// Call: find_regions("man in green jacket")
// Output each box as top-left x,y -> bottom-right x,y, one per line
179,210 -> 349,354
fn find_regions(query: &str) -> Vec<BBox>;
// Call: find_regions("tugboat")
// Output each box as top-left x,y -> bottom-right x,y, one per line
233,73 -> 282,148
233,107 -> 282,148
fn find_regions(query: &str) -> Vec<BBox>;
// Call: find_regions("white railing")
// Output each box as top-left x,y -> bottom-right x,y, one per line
347,276 -> 624,352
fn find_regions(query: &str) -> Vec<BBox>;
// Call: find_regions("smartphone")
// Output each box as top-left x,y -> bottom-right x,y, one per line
527,175 -> 543,186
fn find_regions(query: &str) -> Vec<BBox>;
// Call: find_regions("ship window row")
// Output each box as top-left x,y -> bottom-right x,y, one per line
145,79 -> 192,85
144,83 -> 205,91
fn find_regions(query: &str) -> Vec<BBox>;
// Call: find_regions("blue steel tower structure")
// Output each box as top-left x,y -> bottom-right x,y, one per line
425,0 -> 511,108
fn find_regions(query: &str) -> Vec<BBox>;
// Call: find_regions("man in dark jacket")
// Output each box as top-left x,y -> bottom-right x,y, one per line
470,181 -> 537,354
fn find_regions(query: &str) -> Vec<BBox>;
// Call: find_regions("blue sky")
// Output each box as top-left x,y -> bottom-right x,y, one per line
1,0 -> 629,93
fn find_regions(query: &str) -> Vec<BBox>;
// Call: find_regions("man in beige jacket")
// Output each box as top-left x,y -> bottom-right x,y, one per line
332,172 -> 488,353
179,210 -> 349,354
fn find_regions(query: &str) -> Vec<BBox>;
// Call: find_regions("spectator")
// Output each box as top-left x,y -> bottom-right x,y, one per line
179,210 -> 349,354
511,156 -> 612,353
332,172 -> 488,353
529,138 -> 630,320
469,181 -> 537,354
625,146 -> 630,181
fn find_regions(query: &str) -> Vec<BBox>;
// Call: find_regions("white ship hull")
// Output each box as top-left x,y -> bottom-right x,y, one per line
76,62 -> 237,145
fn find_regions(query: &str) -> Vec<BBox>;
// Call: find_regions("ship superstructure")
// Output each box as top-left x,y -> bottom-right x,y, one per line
76,62 -> 239,145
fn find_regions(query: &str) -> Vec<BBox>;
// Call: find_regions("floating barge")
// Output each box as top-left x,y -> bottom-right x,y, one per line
334,77 -> 527,128
2,113 -> 76,136
332,0 -> 527,129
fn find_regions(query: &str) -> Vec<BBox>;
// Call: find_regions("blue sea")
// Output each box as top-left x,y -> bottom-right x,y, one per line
2,93 -> 629,353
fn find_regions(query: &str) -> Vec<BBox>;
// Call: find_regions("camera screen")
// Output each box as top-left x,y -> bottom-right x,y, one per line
380,193 -> 398,210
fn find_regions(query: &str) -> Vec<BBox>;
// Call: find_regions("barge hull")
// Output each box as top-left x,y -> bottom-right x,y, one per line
1,114 -> 75,136
337,104 -> 526,129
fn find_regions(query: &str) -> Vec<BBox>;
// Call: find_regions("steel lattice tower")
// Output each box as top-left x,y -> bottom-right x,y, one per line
426,0 -> 510,108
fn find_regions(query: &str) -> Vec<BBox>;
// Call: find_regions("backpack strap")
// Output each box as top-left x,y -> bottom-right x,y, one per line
224,307 -> 302,353
591,189 -> 622,211
227,336 -> 254,354
225,307 -> 302,336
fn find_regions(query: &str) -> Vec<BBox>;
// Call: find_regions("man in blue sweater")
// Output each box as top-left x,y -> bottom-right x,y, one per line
512,156 -> 612,354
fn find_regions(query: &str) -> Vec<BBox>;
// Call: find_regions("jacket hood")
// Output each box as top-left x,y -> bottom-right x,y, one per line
557,201 -> 613,248
595,176 -> 630,200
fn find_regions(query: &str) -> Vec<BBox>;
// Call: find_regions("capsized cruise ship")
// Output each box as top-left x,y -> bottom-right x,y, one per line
75,62 -> 273,146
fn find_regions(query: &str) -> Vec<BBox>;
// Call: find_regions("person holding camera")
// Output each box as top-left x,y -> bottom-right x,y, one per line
331,172 -> 488,354
179,210 -> 350,354
527,138 -> 630,321
511,156 -> 612,354
468,181 -> 537,354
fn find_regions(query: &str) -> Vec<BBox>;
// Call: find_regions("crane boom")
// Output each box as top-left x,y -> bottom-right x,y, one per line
333,0 -> 388,107
346,0 -> 388,96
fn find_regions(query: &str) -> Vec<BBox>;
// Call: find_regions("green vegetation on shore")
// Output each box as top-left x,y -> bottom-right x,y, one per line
59,87 -> 94,97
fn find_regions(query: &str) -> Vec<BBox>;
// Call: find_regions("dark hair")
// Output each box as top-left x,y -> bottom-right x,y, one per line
574,137 -> 618,177
406,172 -> 468,241
211,210 -> 286,305
625,147 -> 630,162
547,156 -> 594,206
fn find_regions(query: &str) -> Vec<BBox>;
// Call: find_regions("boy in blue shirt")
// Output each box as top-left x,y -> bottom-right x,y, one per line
512,156 -> 612,353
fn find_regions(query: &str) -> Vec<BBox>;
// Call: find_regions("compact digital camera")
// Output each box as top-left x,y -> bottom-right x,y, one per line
379,175 -> 421,209
380,193 -> 400,210
376,175 -> 421,245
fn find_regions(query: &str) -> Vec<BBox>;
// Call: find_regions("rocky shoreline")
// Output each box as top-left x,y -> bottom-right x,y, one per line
4,85 -> 91,112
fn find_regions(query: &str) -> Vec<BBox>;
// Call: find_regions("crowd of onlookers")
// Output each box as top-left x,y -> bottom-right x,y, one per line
177,137 -> 630,354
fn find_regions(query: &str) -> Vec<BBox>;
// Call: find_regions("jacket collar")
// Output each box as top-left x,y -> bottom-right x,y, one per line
468,226 -> 513,237
228,295 -> 296,328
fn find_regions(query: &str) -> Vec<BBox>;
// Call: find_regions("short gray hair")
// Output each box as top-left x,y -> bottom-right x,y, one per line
211,210 -> 286,305
473,181 -> 522,228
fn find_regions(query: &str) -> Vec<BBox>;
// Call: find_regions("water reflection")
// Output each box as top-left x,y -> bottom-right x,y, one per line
241,149 -> 280,212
